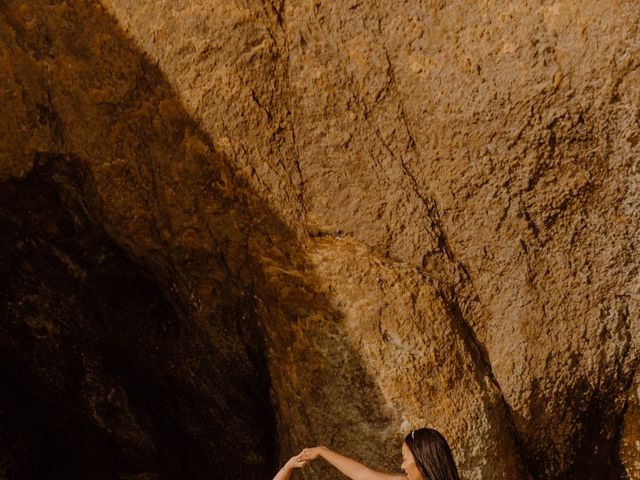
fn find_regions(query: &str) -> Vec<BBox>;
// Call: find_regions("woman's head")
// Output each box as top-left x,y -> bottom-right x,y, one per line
401,428 -> 460,480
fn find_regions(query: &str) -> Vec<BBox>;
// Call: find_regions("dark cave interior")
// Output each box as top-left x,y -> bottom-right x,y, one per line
0,157 -> 277,479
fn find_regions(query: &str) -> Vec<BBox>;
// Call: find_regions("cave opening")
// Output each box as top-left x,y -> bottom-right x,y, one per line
0,156 -> 277,479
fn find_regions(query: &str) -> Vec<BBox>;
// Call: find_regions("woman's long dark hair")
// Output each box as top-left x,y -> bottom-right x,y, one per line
404,428 -> 460,480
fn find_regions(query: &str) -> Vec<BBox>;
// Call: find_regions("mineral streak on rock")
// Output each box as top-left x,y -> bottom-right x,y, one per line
1,0 -> 639,479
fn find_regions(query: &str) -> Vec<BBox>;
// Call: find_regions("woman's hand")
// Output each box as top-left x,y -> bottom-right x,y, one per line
273,454 -> 309,480
285,454 -> 308,469
298,447 -> 325,462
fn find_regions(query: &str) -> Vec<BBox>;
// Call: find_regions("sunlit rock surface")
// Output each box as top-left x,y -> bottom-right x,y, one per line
0,1 -> 638,479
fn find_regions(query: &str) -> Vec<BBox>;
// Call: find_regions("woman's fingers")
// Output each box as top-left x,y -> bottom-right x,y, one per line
286,455 -> 308,469
298,451 -> 310,460
295,446 -> 324,463
290,456 -> 307,468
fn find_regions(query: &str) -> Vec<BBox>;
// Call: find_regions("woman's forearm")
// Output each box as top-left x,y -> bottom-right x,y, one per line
273,455 -> 307,480
273,465 -> 294,480
317,447 -> 372,480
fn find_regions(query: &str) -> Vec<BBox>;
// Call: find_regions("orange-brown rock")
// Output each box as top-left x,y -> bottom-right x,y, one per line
0,1 -> 638,479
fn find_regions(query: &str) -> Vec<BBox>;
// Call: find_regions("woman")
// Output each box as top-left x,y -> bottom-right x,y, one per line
273,428 -> 460,480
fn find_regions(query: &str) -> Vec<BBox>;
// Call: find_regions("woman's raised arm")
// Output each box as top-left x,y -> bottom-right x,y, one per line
298,446 -> 406,480
273,455 -> 307,480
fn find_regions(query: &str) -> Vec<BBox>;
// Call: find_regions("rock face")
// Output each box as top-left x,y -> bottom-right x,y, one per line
0,1 -> 638,479
0,159 -> 276,478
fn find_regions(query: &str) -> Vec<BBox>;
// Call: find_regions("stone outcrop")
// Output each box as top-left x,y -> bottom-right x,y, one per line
1,1 -> 638,479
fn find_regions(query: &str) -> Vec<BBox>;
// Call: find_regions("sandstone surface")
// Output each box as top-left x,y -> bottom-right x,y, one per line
0,1 -> 638,479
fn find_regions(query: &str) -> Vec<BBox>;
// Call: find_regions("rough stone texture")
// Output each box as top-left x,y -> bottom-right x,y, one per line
0,159 -> 276,478
1,1 -> 639,479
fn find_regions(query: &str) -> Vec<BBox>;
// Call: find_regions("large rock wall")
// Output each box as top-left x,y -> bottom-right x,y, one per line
1,1 -> 638,479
